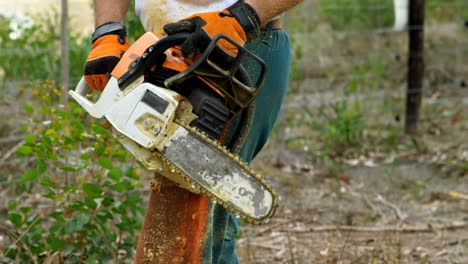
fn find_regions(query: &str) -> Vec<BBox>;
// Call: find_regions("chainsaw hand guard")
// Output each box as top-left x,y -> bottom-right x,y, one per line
166,34 -> 266,114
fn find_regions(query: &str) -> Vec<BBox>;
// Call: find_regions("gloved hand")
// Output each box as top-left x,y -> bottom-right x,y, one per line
84,22 -> 130,91
163,0 -> 261,59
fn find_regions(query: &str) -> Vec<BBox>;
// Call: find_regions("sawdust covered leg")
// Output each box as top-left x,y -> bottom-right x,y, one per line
134,173 -> 210,264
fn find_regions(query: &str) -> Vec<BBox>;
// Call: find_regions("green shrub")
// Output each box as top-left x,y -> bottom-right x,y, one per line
0,2 -> 155,263
1,3 -> 147,260
4,81 -> 144,263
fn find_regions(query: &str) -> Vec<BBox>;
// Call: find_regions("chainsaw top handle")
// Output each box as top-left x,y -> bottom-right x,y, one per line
118,33 -> 191,88
165,34 -> 267,114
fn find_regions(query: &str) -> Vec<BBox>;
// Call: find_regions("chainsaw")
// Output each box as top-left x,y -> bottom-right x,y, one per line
70,32 -> 278,224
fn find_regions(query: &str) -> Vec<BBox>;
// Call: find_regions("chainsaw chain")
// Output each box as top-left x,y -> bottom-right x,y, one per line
152,118 -> 278,225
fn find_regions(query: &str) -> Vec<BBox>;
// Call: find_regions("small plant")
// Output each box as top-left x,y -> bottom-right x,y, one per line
315,92 -> 366,155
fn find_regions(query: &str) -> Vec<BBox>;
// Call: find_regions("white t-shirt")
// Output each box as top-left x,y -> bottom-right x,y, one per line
135,0 -> 237,33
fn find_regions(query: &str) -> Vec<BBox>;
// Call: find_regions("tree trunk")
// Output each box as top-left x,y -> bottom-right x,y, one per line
60,0 -> 69,105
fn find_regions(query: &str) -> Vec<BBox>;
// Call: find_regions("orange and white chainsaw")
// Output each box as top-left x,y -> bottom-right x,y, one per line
70,32 -> 277,224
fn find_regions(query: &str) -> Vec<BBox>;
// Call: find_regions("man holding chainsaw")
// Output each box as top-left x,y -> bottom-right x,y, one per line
84,0 -> 302,263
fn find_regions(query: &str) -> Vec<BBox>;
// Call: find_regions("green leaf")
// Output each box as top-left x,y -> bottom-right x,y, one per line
43,192 -> 56,199
98,157 -> 113,170
60,166 -> 76,172
26,214 -> 40,225
8,201 -> 17,210
70,119 -> 84,132
89,234 -> 102,247
47,236 -> 65,251
125,166 -> 140,179
50,224 -> 62,233
91,123 -> 109,135
63,244 -> 76,256
50,211 -> 65,223
20,206 -> 32,214
63,185 -> 78,193
84,255 -> 98,264
24,134 -> 36,144
41,134 -> 52,146
114,182 -> 127,193
82,183 -> 102,198
45,128 -> 56,136
8,213 -> 23,227
69,102 -> 82,114
16,145 -> 33,157
102,197 -> 114,207
64,220 -> 78,234
20,169 -> 38,183
107,168 -> 122,181
96,211 -> 112,222
124,236 -> 137,246
80,153 -> 91,160
40,176 -> 54,188
36,159 -> 47,174
23,104 -> 34,114
54,109 -> 73,119
113,201 -> 122,209
95,144 -> 106,155
84,197 -> 98,210
76,213 -> 90,226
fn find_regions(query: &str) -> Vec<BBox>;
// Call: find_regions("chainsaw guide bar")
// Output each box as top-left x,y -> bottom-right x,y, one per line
158,119 -> 278,225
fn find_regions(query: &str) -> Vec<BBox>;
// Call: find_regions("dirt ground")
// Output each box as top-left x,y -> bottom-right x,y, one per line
235,145 -> 468,263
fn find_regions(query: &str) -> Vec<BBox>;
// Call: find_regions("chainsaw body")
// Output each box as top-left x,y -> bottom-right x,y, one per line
69,32 -> 277,224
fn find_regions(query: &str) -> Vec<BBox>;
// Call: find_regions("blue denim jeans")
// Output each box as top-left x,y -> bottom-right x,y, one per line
202,26 -> 291,264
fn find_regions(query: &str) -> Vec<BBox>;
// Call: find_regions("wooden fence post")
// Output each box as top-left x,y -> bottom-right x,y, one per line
405,0 -> 425,134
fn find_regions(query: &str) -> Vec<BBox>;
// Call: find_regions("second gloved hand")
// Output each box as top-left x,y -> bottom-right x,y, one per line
163,0 -> 261,59
84,22 -> 130,91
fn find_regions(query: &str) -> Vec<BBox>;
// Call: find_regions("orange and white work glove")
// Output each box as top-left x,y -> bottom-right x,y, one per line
83,22 -> 130,91
163,0 -> 261,59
